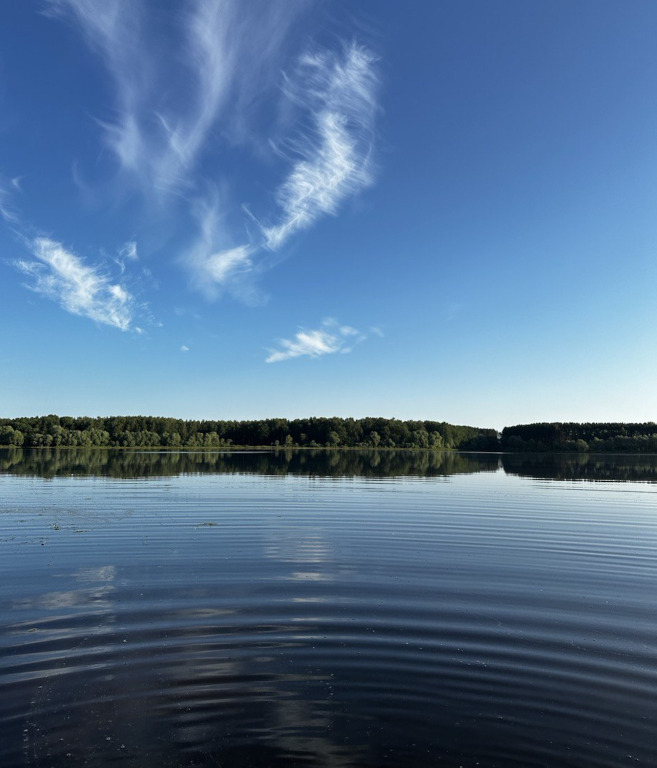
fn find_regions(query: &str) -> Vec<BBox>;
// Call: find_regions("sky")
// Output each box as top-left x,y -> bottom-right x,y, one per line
1,0 -> 657,430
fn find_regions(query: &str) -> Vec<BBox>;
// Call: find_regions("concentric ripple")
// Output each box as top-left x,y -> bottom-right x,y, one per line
1,455 -> 657,767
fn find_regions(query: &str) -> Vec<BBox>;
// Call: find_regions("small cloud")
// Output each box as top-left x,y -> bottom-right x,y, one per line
109,283 -> 129,302
120,241 -> 138,260
205,245 -> 252,284
185,195 -> 256,300
16,237 -> 134,331
180,344 -> 189,352
266,318 -> 370,363
114,240 -> 138,273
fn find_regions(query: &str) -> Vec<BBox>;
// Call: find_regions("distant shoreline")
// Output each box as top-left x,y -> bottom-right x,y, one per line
1,416 -> 656,453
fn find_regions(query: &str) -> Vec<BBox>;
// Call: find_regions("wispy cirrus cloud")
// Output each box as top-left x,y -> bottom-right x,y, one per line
185,195 -> 255,300
120,241 -> 138,261
45,0 -> 148,176
266,318 -> 369,363
42,2 -> 382,317
16,237 -> 135,331
263,43 -> 379,250
2,171 -> 140,331
112,240 -> 139,275
45,0 -> 307,195
194,42 -> 380,297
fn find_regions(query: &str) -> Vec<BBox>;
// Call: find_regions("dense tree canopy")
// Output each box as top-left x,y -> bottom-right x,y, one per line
0,415 -> 498,451
2,417 -> 655,453
501,422 -> 657,453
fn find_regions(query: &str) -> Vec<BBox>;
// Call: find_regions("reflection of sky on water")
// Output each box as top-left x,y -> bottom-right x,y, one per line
292,596 -> 329,603
2,466 -> 657,767
13,585 -> 114,611
11,565 -> 116,614
265,530 -> 332,564
288,571 -> 332,582
264,526 -> 342,593
75,565 -> 116,583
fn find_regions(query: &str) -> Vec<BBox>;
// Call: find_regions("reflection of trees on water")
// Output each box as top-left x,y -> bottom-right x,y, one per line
3,448 -> 655,482
502,453 -> 657,483
0,448 -> 500,480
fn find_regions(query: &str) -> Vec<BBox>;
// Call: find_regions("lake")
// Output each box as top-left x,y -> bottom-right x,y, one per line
1,449 -> 657,767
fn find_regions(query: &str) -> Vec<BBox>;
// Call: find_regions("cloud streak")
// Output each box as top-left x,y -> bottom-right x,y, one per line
191,42 -> 380,298
185,195 -> 255,300
266,318 -> 368,363
16,238 -> 135,330
263,43 -> 379,250
45,0 -> 149,177
2,169 -> 139,331
46,0 -> 307,195
120,241 -> 138,261
42,3 -> 381,316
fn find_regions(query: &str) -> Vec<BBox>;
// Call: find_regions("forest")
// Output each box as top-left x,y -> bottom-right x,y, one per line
0,415 -> 498,451
2,416 -> 657,453
501,422 -> 657,453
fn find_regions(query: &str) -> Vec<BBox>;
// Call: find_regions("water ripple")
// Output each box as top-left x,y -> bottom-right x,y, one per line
1,466 -> 656,766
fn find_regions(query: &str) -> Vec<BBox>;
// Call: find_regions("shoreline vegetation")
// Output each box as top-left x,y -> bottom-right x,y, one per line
0,416 -> 656,453
0,415 -> 496,451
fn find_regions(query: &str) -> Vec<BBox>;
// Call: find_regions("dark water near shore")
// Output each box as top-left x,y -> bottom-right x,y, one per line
1,449 -> 657,767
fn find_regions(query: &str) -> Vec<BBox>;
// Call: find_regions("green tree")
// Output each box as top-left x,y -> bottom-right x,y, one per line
327,431 -> 341,447
0,425 -> 15,445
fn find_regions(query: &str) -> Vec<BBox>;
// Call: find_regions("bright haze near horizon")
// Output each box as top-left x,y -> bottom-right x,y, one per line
1,0 -> 656,431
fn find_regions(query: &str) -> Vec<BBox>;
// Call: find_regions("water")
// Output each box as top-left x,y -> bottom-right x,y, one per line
1,449 -> 656,767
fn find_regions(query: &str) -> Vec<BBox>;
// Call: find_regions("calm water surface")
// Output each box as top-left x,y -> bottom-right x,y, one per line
1,449 -> 657,767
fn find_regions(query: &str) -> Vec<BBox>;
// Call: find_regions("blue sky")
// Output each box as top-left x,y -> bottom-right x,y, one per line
1,0 -> 657,430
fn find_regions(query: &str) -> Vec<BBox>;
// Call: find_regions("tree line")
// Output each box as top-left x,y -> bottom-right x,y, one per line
501,422 -> 657,453
2,416 -> 656,453
0,415 -> 498,451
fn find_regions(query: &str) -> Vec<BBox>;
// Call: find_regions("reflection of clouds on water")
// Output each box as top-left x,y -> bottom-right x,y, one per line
265,530 -> 332,565
173,606 -> 236,620
292,596 -> 328,603
268,698 -> 365,768
5,493 -> 368,766
12,565 -> 117,613
26,586 -> 115,611
7,550 -> 364,766
75,565 -> 116,583
155,633 -> 365,767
